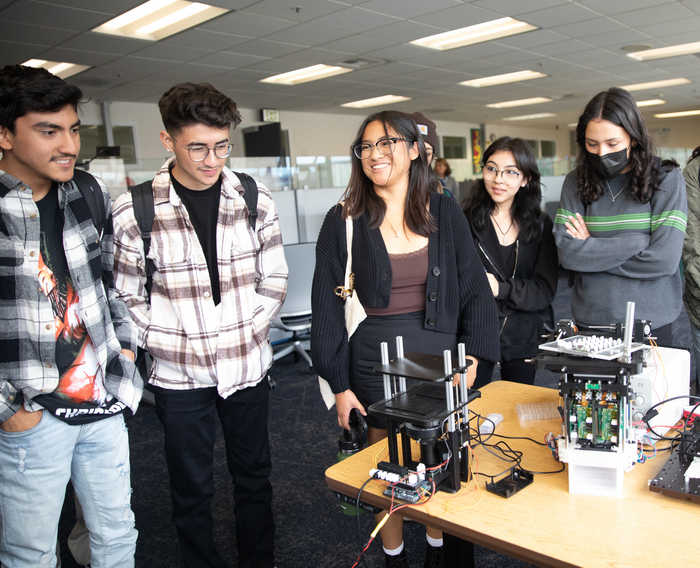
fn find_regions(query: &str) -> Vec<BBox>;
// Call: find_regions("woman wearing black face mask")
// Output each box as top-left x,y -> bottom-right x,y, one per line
553,87 -> 687,343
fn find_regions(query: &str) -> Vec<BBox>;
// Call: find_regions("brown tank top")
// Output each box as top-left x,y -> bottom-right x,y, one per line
365,244 -> 429,316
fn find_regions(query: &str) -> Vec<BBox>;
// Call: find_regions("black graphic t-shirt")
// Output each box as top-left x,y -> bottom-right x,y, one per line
31,184 -> 126,424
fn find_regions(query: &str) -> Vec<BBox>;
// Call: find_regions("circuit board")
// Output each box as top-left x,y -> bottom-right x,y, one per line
570,390 -> 620,446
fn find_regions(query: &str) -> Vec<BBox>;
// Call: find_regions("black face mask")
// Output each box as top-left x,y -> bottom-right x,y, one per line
587,148 -> 629,179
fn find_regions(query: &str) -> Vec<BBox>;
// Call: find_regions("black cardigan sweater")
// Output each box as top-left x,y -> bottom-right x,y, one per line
311,192 -> 500,394
470,214 -> 558,360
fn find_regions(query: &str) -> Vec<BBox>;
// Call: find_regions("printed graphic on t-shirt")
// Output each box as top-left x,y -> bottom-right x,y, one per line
37,254 -> 107,405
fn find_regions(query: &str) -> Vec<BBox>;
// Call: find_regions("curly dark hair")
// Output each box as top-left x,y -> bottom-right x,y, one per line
342,110 -> 435,237
158,82 -> 241,134
574,87 -> 668,205
462,136 -> 543,243
0,64 -> 84,133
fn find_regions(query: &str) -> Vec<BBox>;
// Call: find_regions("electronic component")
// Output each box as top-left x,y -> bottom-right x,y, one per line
486,468 -> 534,498
370,461 -> 433,503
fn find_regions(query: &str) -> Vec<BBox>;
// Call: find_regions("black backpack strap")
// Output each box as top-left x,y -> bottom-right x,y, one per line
72,169 -> 107,237
233,171 -> 258,230
130,180 -> 156,299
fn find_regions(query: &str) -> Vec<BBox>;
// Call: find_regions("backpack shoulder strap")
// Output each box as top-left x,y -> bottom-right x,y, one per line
233,171 -> 258,230
72,169 -> 107,237
130,180 -> 156,299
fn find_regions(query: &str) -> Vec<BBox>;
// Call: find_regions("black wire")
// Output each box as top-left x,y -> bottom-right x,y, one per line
355,476 -> 374,566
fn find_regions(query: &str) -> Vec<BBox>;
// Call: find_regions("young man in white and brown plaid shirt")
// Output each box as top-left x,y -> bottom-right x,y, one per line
112,82 -> 287,568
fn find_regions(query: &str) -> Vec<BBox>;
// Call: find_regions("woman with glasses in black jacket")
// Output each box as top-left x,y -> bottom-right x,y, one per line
464,136 -> 558,388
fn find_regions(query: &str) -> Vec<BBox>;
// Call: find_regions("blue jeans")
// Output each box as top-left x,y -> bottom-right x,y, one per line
0,412 -> 137,568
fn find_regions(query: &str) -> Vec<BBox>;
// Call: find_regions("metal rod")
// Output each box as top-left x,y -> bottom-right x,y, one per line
458,344 -> 468,425
623,301 -> 635,362
396,336 -> 407,392
444,350 -> 456,432
380,342 -> 392,399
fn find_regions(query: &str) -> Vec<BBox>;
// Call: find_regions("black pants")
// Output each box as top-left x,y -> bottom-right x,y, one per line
473,358 -> 536,389
153,380 -> 275,568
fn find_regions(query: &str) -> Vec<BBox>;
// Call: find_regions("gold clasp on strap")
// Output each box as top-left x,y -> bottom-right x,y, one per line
334,273 -> 356,299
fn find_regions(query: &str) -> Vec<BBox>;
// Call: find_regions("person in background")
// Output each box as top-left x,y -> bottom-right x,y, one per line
112,82 -> 287,568
682,145 -> 700,391
434,158 -> 458,196
464,137 -> 558,388
407,112 -> 455,199
0,64 -> 142,568
554,87 -> 687,343
311,110 -> 499,568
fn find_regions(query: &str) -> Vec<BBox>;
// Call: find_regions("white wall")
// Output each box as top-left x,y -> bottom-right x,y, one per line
80,100 -> 700,177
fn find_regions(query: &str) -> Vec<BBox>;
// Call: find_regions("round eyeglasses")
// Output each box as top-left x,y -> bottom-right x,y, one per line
482,165 -> 522,184
176,140 -> 233,162
352,137 -> 412,160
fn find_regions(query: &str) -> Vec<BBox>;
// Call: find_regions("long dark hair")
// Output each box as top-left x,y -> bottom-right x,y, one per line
689,145 -> 700,164
462,137 -> 543,243
575,87 -> 664,205
342,110 -> 435,236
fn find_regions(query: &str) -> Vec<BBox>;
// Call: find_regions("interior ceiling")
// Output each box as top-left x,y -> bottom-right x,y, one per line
2,0 -> 700,129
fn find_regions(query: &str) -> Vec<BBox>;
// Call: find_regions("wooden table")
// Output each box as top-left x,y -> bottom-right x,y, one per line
325,381 -> 700,567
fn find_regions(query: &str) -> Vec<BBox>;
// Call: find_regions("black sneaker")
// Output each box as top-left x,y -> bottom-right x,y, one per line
423,543 -> 444,568
385,548 -> 410,568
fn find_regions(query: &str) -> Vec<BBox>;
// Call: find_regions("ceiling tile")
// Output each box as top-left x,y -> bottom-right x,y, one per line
551,17 -> 628,38
360,0 -> 463,19
200,10 -> 297,37
610,2 -> 695,26
577,0 -> 676,16
57,32 -> 148,55
414,4 -> 508,29
307,6 -> 401,33
191,51 -> 269,69
33,47 -> 120,66
227,39 -> 306,58
0,20 -> 76,46
363,20 -> 444,42
163,29 -> 251,51
522,3 -> 601,27
494,29 -> 568,50
277,47 -> 353,65
130,44 -> 214,63
0,0 -> 109,30
261,23 -> 351,47
472,0 -> 570,16
316,33 -> 396,55
0,40 -> 48,66
243,0 -> 347,22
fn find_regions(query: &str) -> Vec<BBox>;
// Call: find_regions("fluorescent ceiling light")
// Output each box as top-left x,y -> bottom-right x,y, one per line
654,110 -> 700,118
503,113 -> 556,121
459,70 -> 547,88
486,97 -> 552,109
410,17 -> 537,51
93,1 -> 228,41
23,59 -> 91,79
341,95 -> 412,109
627,41 -> 700,61
619,78 -> 691,91
636,99 -> 666,107
261,64 -> 353,85
567,123 -> 578,127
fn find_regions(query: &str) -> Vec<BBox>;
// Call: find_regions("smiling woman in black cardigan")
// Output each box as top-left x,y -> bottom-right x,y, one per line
311,110 -> 499,568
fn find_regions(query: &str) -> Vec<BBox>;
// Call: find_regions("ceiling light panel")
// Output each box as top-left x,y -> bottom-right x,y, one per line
619,78 -> 691,91
410,17 -> 537,51
261,65 -> 353,85
654,110 -> 700,118
460,70 -> 547,87
503,113 -> 556,121
22,59 -> 91,79
93,0 -> 229,42
636,99 -> 666,107
341,95 -> 412,109
486,97 -> 552,109
627,41 -> 700,61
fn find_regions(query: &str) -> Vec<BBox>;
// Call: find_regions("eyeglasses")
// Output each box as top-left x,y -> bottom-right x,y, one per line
175,140 -> 233,162
482,165 -> 522,183
352,137 -> 412,160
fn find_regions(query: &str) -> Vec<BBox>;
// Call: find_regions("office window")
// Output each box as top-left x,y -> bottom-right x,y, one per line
541,140 -> 556,158
525,139 -> 540,158
78,125 -> 137,165
443,136 -> 466,159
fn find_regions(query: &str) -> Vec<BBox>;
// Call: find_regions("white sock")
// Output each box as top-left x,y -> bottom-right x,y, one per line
383,542 -> 405,556
426,534 -> 443,548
